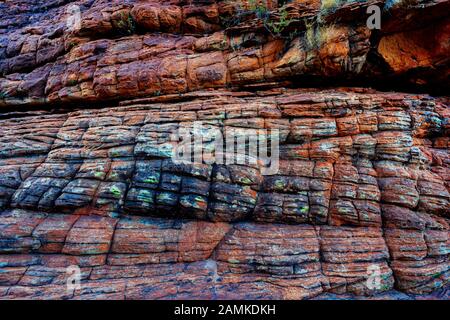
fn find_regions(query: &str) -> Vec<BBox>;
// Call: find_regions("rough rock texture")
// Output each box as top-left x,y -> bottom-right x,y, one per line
0,0 -> 448,300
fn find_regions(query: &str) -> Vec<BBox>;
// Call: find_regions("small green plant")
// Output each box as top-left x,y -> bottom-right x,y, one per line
68,42 -> 77,50
265,5 -> 296,35
300,205 -> 309,214
109,185 -> 122,198
248,0 -> 270,18
222,1 -> 296,38
67,79 -> 78,86
303,4 -> 340,50
305,19 -> 322,49
115,12 -> 136,35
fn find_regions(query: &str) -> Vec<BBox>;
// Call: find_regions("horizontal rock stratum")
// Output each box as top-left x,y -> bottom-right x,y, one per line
0,0 -> 448,300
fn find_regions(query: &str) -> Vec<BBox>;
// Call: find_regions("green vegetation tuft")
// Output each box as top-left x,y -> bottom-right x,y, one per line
265,5 -> 296,35
116,12 -> 136,35
220,0 -> 346,49
300,206 -> 309,214
67,79 -> 78,86
68,42 -> 77,50
109,185 -> 122,198
222,1 -> 296,39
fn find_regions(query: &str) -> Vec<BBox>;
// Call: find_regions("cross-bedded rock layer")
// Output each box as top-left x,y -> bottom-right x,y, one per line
0,0 -> 449,300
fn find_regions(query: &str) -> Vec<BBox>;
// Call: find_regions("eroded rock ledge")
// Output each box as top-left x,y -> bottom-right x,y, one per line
1,0 -> 449,107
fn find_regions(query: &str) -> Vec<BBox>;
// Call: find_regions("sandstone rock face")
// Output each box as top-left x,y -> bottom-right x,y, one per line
0,0 -> 448,300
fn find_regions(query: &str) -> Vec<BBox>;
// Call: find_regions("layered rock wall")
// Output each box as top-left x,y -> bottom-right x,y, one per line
0,0 -> 448,299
